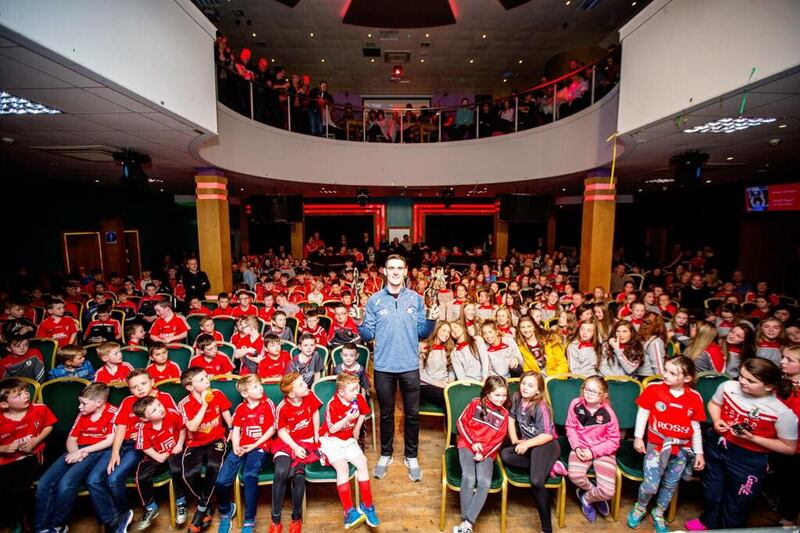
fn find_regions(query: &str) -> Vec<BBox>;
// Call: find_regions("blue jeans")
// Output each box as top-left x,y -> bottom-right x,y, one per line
307,109 -> 322,136
35,449 -> 110,531
87,442 -> 142,525
215,448 -> 268,523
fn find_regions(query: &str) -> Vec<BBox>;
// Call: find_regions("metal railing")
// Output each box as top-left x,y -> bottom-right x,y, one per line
216,48 -> 620,144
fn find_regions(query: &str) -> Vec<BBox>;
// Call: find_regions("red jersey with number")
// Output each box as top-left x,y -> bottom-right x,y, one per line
321,393 -> 369,440
179,390 -> 232,447
188,354 -> 234,377
232,398 -> 276,450
69,403 -> 118,446
136,410 -> 184,454
115,391 -> 177,441
0,404 -> 57,465
149,314 -> 189,340
36,316 -> 78,347
637,383 -> 705,451
146,361 -> 182,383
256,350 -> 291,379
274,393 -> 322,453
94,362 -> 134,384
300,325 -> 329,347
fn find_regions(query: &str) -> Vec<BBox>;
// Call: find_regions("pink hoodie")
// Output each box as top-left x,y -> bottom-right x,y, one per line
564,397 -> 621,458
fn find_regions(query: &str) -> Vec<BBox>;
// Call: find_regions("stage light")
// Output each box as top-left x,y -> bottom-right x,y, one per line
441,187 -> 455,208
356,187 -> 369,206
114,149 -> 151,189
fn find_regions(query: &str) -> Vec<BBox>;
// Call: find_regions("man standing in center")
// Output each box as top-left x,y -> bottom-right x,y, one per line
357,254 -> 437,482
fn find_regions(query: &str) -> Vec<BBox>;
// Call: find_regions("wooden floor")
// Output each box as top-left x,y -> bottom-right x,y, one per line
53,405 -> 783,532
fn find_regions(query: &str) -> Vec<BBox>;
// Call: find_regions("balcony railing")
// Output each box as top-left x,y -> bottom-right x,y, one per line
216,48 -> 620,143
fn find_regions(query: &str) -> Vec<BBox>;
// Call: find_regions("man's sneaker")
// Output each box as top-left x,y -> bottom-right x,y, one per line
217,504 -> 236,533
684,518 -> 708,531
343,508 -> 365,529
404,457 -> 422,482
135,508 -> 159,530
627,505 -> 646,529
452,526 -> 463,533
241,522 -> 256,533
373,456 -> 393,479
268,522 -> 282,533
577,489 -> 597,522
651,512 -> 669,533
594,499 -> 610,518
359,503 -> 380,528
176,505 -> 188,527
289,518 -> 302,533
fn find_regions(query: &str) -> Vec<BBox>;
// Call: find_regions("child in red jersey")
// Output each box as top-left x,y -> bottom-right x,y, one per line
0,379 -> 56,529
299,308 -> 329,347
628,356 -> 705,532
35,383 -> 119,533
132,395 -> 188,529
178,367 -> 233,533
187,296 -> 212,316
125,323 -> 147,347
214,374 -> 277,533
195,316 -> 225,350
686,357 -> 797,531
189,334 -> 235,377
36,298 -> 79,347
232,291 -> 259,318
84,303 -> 122,344
114,290 -> 138,321
210,293 -> 234,317
454,375 -> 509,533
257,334 -> 291,379
232,316 -> 265,375
320,373 -> 379,529
0,334 -> 45,382
145,342 -> 182,383
327,304 -> 361,349
94,342 -> 134,384
149,301 -> 189,344
92,369 -> 178,531
272,372 -> 322,533
258,293 -> 276,323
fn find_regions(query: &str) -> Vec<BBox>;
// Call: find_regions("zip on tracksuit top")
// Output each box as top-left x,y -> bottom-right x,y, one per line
358,286 -> 435,373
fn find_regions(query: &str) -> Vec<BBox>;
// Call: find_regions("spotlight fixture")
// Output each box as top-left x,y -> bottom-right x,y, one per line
669,150 -> 709,185
356,187 -> 369,206
441,187 -> 455,208
683,116 -> 776,134
113,148 -> 151,188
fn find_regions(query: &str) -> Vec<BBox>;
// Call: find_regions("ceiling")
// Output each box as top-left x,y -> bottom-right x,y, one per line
204,0 -> 646,96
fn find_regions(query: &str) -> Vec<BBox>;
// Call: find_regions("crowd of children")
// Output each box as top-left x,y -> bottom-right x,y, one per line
1,253 -> 799,532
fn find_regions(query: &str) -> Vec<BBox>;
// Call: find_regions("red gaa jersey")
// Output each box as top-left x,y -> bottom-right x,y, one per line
637,383 -> 705,453
0,404 -> 57,466
149,314 -> 189,340
36,316 -> 78,347
115,391 -> 177,441
94,362 -> 134,384
211,306 -> 235,318
274,393 -> 322,453
69,403 -> 118,446
231,306 -> 258,318
256,351 -> 291,379
321,393 -> 369,440
456,397 -> 509,459
231,333 -> 265,364
232,397 -> 276,450
136,410 -> 184,454
188,354 -> 234,377
179,390 -> 232,447
146,361 -> 182,383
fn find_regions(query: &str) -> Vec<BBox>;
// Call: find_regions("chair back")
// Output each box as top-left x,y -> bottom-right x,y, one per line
311,376 -> 338,416
156,378 -> 189,405
30,338 -> 59,372
186,314 -> 205,345
695,372 -> 730,421
285,316 -> 299,340
121,346 -> 150,369
263,379 -> 284,407
211,374 -> 243,410
330,344 -> 370,369
604,376 -> 643,430
212,317 -> 237,341
257,317 -> 268,335
642,375 -> 664,388
217,342 -> 236,361
40,377 -> 90,435
281,340 -> 297,353
506,377 -> 520,399
291,345 -> 329,365
544,375 -> 585,426
444,381 -> 483,444
107,381 -> 131,406
317,315 -> 332,332
201,300 -> 219,311
83,343 -> 103,370
167,344 -> 194,371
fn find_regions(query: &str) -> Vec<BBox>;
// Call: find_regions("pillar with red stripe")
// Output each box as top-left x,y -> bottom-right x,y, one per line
579,169 -> 616,293
195,168 -> 233,295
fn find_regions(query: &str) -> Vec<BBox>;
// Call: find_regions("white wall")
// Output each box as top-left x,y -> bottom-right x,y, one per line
0,0 -> 218,133
617,0 -> 800,134
196,87 -> 620,186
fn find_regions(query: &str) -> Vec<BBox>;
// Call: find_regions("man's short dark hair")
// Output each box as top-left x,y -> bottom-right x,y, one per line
385,254 -> 407,267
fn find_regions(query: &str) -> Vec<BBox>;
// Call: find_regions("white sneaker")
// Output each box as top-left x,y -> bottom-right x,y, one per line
404,457 -> 422,482
373,455 -> 393,479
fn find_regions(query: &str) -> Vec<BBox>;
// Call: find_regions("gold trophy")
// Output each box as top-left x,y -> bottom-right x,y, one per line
349,267 -> 363,320
425,267 -> 447,320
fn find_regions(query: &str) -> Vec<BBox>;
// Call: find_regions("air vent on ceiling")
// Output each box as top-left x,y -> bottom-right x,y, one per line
379,30 -> 399,41
384,50 -> 410,63
31,144 -> 118,162
420,42 -> 431,48
363,47 -> 381,57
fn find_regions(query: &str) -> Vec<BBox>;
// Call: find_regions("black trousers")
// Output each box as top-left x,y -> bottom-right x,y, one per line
136,454 -> 185,507
420,383 -> 445,408
182,440 -> 226,507
374,369 -> 420,458
0,456 -> 40,528
271,454 -> 306,524
500,440 -> 560,533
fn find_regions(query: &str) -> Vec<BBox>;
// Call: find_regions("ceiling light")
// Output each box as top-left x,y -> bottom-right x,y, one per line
94,179 -> 100,183
705,180 -> 712,184
370,58 -> 375,63
683,116 -> 776,134
420,58 -> 425,63
469,59 -> 474,64
481,34 -> 487,39
631,1 -> 637,5
309,32 -> 314,37
425,33 -> 430,38
518,59 -> 523,64
778,123 -> 787,128
240,187 -> 244,191
271,58 -> 275,62
1,91 -> 61,115
367,33 -> 372,38
502,79 -> 507,83
320,58 -> 325,63
726,156 -> 734,160
644,178 -> 676,184
565,0 -> 571,4
637,188 -> 643,192
252,32 -> 256,37
561,187 -> 567,191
